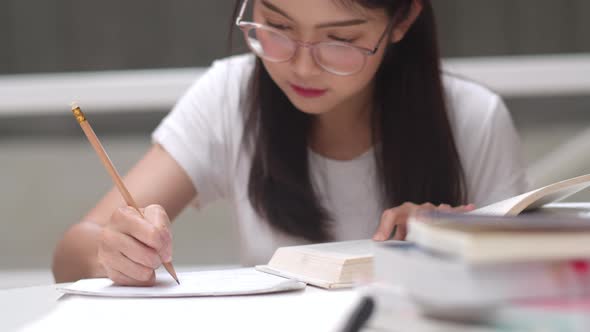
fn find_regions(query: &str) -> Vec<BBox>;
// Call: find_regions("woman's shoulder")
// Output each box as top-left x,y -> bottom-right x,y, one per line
441,74 -> 528,205
156,54 -> 257,151
441,73 -> 510,134
179,53 -> 256,117
207,53 -> 256,84
183,53 -> 255,101
442,73 -> 503,117
442,72 -> 519,152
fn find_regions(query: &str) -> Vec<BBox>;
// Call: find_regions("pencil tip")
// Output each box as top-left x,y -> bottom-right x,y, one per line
163,262 -> 181,285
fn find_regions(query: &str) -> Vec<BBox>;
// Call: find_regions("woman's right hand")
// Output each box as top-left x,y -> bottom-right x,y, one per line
98,204 -> 173,286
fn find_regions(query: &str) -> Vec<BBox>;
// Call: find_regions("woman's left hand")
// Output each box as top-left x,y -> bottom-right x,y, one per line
372,202 -> 475,241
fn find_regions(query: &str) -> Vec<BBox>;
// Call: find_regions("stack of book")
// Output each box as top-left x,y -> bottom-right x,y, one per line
370,210 -> 590,330
374,211 -> 590,308
372,174 -> 590,308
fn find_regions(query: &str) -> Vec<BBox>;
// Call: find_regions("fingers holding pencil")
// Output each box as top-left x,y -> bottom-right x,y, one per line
99,205 -> 174,286
143,205 -> 174,262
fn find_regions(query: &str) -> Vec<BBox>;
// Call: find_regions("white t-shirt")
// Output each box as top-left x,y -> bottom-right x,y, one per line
152,53 -> 529,266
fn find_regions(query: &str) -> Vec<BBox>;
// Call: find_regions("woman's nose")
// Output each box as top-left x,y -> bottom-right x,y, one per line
291,45 -> 322,78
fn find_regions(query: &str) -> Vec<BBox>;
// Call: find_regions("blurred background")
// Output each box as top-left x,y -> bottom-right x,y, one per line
1,0 -> 589,288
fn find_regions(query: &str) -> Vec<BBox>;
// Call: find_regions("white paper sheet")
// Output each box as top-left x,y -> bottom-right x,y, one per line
59,268 -> 305,297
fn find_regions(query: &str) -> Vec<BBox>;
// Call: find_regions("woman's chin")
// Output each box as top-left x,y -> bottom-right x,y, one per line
296,107 -> 330,115
286,95 -> 334,115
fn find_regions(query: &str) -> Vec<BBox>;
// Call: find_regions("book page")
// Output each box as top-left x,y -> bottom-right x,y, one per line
473,174 -> 590,216
525,181 -> 590,210
59,268 -> 305,297
471,190 -> 539,216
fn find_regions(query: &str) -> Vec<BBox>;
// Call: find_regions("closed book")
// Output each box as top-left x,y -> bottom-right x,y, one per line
489,297 -> 590,331
406,211 -> 590,263
364,283 -> 590,332
374,242 -> 590,306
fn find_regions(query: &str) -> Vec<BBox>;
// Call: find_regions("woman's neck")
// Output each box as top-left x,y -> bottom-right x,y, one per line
309,86 -> 374,161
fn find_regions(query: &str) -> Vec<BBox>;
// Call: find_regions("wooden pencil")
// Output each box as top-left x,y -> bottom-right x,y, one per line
71,103 -> 180,285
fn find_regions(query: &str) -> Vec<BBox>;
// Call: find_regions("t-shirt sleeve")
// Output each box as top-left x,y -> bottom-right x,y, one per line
151,60 -> 238,206
464,96 -> 530,206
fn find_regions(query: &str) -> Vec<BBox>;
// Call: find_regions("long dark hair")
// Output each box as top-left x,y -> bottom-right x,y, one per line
230,0 -> 466,242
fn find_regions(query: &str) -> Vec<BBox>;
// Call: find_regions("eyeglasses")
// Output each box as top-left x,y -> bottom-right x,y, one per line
235,0 -> 393,76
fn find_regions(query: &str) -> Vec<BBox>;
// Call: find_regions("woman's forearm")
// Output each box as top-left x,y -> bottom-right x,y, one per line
52,221 -> 106,283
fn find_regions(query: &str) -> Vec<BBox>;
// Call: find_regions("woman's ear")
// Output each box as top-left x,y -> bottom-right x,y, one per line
390,0 -> 423,43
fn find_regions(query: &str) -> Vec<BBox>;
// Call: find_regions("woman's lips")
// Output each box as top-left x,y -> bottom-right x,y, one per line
290,84 -> 327,98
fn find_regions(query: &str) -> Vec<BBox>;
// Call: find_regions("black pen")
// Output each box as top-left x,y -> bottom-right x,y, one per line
340,296 -> 375,332
389,225 -> 398,240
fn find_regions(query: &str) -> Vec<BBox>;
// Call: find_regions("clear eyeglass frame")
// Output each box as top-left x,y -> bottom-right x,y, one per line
235,0 -> 393,76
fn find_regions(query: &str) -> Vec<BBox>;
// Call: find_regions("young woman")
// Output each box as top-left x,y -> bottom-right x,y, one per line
53,0 -> 528,285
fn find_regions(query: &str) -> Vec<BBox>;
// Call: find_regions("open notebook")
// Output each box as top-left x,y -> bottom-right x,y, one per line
59,268 -> 305,297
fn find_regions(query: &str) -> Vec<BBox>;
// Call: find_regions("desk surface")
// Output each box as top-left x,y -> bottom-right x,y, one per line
1,279 -> 366,332
2,281 -> 507,332
0,283 -> 68,331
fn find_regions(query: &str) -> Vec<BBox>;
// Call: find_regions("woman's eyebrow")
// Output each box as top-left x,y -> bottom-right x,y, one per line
261,0 -> 294,20
261,0 -> 368,28
315,19 -> 368,29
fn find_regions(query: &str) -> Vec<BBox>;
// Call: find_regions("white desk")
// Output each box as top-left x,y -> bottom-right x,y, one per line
1,281 -> 366,332
0,284 -> 66,332
2,281 -> 508,332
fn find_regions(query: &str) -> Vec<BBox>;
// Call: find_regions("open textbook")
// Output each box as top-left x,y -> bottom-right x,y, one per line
256,240 -> 376,289
59,268 -> 305,297
473,173 -> 590,216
